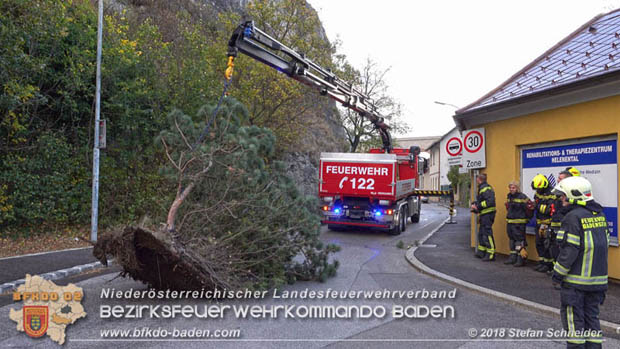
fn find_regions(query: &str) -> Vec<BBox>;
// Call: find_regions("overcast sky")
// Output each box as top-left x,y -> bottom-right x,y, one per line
308,0 -> 620,138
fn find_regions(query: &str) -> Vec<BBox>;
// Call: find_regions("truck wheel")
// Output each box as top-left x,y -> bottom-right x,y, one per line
411,200 -> 421,223
389,208 -> 404,235
411,213 -> 420,223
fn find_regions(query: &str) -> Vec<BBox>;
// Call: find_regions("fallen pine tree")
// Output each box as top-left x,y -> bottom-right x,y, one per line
93,98 -> 339,290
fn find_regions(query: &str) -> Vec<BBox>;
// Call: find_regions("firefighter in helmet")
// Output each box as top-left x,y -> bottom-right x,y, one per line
471,173 -> 496,261
552,176 -> 608,348
550,167 -> 580,267
566,166 -> 581,177
532,174 -> 557,273
504,180 -> 531,267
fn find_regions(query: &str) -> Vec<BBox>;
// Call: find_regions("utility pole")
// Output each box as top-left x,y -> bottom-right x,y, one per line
91,0 -> 103,243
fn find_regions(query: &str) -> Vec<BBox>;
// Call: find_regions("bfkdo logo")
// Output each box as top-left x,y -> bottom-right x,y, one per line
23,306 -> 49,337
10,275 -> 86,345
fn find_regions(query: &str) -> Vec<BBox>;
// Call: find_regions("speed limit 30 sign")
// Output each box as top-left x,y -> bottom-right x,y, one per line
462,128 -> 486,169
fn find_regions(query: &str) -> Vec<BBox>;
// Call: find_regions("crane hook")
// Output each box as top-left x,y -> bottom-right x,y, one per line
225,56 -> 235,81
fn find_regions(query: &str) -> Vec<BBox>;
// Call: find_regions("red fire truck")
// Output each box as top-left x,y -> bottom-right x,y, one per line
319,148 -> 423,234
228,22 -> 449,234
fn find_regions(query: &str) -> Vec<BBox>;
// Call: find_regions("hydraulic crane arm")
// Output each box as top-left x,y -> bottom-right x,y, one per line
227,21 -> 392,152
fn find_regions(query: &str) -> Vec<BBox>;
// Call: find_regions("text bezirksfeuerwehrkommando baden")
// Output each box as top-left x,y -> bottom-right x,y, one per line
100,303 -> 455,319
100,287 -> 457,300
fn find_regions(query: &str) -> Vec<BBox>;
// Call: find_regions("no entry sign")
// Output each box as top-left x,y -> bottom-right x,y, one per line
446,137 -> 462,156
446,136 -> 462,166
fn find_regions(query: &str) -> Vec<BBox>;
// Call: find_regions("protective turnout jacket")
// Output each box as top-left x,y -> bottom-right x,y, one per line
550,196 -> 570,230
506,192 -> 529,224
534,188 -> 556,225
475,182 -> 496,215
553,200 -> 609,291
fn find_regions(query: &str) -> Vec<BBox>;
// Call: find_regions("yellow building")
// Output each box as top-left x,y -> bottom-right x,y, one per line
454,9 -> 620,279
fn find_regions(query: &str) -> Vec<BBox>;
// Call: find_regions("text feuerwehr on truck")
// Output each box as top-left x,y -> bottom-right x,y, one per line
319,148 -> 424,235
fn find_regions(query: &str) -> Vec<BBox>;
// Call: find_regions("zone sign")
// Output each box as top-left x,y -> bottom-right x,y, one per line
461,128 -> 486,169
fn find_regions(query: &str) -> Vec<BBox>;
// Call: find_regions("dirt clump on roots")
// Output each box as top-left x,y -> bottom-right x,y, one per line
93,227 -> 231,290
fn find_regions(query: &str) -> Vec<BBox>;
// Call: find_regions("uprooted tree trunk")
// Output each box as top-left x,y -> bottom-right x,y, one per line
93,99 -> 339,291
93,227 -> 233,290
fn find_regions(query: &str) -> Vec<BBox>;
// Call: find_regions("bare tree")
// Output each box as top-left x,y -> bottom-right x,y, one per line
336,58 -> 409,152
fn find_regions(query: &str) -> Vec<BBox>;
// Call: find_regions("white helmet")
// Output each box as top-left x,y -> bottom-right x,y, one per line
552,176 -> 594,202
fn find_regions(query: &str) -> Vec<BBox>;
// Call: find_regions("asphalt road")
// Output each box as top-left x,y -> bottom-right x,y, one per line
0,247 -> 97,284
2,204 -> 618,348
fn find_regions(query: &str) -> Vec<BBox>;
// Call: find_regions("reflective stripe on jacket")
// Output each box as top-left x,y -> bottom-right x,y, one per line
551,196 -> 570,233
553,202 -> 609,291
506,192 -> 529,221
476,183 -> 496,215
535,190 -> 556,224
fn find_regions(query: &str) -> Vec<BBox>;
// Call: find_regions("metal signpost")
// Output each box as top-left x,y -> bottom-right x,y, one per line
91,0 -> 103,243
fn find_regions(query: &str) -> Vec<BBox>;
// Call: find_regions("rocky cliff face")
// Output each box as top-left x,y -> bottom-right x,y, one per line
283,152 -> 319,198
224,0 -> 348,197
276,2 -> 348,197
285,102 -> 347,197
124,0 -> 347,197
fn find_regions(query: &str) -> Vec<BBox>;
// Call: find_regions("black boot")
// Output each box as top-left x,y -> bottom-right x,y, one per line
534,262 -> 544,271
475,250 -> 485,259
504,253 -> 517,265
482,253 -> 495,262
545,262 -> 554,275
537,264 -> 550,273
514,256 -> 525,267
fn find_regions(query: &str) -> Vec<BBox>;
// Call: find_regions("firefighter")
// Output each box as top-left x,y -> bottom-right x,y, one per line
504,181 -> 531,267
532,174 -> 556,272
551,176 -> 608,348
471,173 -> 496,261
550,169 -> 578,266
566,166 -> 581,177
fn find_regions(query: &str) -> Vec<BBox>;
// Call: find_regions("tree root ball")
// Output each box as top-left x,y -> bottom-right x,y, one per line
93,227 -> 230,290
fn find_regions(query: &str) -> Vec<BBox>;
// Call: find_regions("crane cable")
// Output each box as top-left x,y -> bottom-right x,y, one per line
191,56 -> 235,151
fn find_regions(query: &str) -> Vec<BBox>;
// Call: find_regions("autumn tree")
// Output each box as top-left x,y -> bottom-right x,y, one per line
216,0 -> 341,151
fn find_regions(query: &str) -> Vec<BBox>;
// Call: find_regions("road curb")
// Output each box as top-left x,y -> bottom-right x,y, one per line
0,260 -> 110,294
405,221 -> 620,337
0,246 -> 92,261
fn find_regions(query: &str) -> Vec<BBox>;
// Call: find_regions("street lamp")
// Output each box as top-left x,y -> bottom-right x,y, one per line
434,101 -> 460,109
